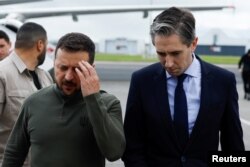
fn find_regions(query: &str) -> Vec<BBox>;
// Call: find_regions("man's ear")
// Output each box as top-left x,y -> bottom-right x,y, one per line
37,40 -> 44,52
191,37 -> 198,52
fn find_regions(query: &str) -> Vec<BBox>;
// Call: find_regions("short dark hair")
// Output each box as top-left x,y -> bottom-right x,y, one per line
150,7 -> 196,46
15,22 -> 47,49
0,30 -> 10,43
55,32 -> 95,65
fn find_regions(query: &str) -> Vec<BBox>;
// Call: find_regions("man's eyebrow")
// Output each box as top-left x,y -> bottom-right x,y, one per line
156,50 -> 164,53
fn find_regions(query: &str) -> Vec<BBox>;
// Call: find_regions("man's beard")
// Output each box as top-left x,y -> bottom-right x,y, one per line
56,79 -> 81,96
37,49 -> 46,66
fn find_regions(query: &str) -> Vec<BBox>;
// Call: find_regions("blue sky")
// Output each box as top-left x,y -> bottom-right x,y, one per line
1,0 -> 249,43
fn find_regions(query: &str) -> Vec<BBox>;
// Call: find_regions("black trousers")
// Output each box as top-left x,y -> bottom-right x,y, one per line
242,71 -> 250,94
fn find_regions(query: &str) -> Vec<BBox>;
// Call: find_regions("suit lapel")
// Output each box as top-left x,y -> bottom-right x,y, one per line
152,60 -> 215,151
153,65 -> 179,145
188,59 -> 214,147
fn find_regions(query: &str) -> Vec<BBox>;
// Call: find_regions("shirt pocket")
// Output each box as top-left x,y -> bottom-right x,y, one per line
7,90 -> 30,115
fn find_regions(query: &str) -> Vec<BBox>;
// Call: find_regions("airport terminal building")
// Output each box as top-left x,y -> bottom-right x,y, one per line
98,28 -> 248,57
196,28 -> 247,56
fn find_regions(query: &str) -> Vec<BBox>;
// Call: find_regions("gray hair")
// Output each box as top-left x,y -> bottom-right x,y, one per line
150,7 -> 196,46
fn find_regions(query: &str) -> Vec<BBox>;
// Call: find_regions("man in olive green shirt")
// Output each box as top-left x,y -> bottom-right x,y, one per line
1,32 -> 125,167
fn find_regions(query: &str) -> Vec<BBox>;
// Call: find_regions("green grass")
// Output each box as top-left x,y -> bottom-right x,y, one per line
95,53 -> 157,62
95,53 -> 241,65
200,55 -> 240,65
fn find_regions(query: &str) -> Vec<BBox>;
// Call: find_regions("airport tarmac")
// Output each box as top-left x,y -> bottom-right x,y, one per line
101,81 -> 250,167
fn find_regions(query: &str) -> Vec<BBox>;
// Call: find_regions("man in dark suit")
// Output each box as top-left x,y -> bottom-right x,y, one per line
238,49 -> 250,100
122,7 -> 245,167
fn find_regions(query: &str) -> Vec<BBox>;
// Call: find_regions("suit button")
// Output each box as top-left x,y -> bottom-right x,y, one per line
181,156 -> 186,162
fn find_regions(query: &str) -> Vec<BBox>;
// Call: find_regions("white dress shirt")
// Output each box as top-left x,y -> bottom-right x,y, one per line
166,54 -> 201,135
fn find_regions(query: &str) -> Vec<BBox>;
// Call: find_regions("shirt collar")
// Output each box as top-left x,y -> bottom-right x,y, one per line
53,84 -> 83,103
10,52 -> 28,74
10,51 -> 42,74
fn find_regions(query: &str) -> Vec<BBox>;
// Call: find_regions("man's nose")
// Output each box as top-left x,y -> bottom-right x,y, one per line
164,55 -> 174,68
65,69 -> 74,80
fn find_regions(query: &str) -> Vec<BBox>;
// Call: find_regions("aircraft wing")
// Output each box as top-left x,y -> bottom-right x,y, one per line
0,4 -> 234,22
0,0 -> 50,5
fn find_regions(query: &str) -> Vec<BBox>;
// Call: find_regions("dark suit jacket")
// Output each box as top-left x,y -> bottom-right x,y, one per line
122,57 -> 245,167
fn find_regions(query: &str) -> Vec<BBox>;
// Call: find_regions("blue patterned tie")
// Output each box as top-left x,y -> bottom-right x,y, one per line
174,74 -> 189,149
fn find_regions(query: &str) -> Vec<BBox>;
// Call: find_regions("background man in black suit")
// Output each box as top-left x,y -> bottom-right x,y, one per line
238,49 -> 250,100
122,7 -> 245,167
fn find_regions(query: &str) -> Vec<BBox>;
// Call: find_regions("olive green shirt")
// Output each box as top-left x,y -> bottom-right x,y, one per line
2,85 -> 125,167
